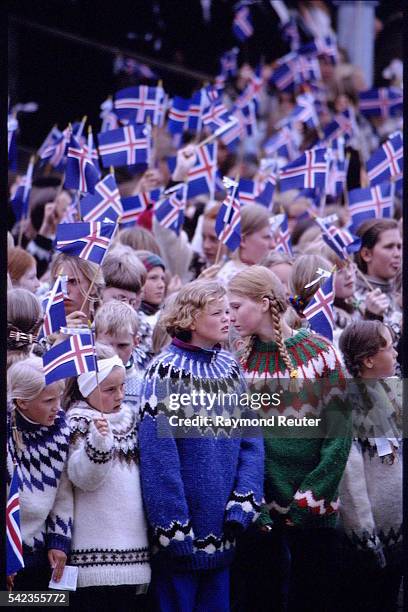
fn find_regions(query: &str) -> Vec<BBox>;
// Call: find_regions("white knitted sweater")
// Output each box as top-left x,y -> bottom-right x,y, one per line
66,401 -> 151,588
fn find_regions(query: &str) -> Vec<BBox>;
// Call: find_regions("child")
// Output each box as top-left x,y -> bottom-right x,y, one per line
138,279 -> 264,611
7,357 -> 73,591
338,320 -> 402,612
7,288 -> 43,368
134,250 -> 166,357
8,247 -> 41,294
94,300 -> 144,413
227,266 -> 351,612
64,343 -> 151,612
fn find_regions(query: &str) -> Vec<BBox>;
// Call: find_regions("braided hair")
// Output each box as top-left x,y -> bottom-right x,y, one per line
7,289 -> 43,368
339,320 -> 390,377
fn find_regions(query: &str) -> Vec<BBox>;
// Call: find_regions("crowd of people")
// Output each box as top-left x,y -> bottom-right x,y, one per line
6,2 -> 402,611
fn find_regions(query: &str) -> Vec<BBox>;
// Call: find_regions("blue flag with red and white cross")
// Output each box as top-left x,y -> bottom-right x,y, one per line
279,147 -> 328,192
39,276 -> 67,338
120,189 -> 161,227
202,101 -> 232,133
187,90 -> 208,134
154,187 -> 186,235
81,174 -> 123,223
40,126 -> 71,171
65,135 -> 100,194
187,143 -> 217,198
303,276 -> 335,341
10,174 -> 32,224
348,182 -> 393,233
7,465 -> 24,576
55,221 -> 116,265
359,87 -> 402,119
114,85 -> 162,124
274,214 -> 293,256
215,193 -> 241,251
43,333 -> 96,385
233,5 -> 253,42
255,175 -> 276,210
167,96 -> 190,135
298,36 -> 338,65
97,123 -> 151,168
366,132 -> 402,186
264,127 -> 299,161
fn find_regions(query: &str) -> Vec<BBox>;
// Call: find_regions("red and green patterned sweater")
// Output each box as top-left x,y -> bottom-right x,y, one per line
243,329 -> 351,528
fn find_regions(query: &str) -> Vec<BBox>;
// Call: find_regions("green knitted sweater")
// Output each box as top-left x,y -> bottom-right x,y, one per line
243,329 -> 351,528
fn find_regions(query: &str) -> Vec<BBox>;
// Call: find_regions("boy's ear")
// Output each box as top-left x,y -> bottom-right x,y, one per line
132,334 -> 140,348
362,356 -> 374,370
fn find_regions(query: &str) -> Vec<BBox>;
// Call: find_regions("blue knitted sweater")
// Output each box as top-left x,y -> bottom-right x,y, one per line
139,338 -> 264,572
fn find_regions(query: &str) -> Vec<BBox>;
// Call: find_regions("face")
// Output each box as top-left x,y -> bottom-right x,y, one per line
96,329 -> 137,365
361,229 -> 402,280
202,217 -> 225,264
228,293 -> 265,337
190,296 -> 230,348
362,328 -> 397,378
143,267 -> 165,306
270,263 -> 292,299
87,366 -> 125,413
334,261 -> 356,299
102,286 -> 141,311
16,264 -> 40,294
17,383 -> 61,426
240,226 -> 274,265
60,261 -> 91,315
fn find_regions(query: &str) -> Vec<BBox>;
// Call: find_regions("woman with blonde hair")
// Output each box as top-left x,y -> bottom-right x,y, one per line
227,266 -> 350,612
7,357 -> 72,592
217,202 -> 275,285
7,288 -> 43,368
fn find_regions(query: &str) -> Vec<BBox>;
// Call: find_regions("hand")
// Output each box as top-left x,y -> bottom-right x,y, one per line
224,520 -> 244,541
7,574 -> 16,592
65,310 -> 89,329
172,145 -> 197,182
137,169 -> 163,193
48,549 -> 67,582
198,264 -> 221,280
39,203 -> 59,237
284,517 -> 295,527
93,417 -> 110,436
364,288 -> 390,317
167,274 -> 182,295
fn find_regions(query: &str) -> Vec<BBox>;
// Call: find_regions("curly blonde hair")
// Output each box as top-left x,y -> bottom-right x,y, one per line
228,266 -> 297,379
160,279 -> 226,339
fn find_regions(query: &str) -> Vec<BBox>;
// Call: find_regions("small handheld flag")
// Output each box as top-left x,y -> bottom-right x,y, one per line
55,221 -> 116,265
42,333 -> 96,385
7,466 -> 24,576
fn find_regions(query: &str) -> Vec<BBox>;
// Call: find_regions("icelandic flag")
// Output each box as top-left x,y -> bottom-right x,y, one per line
303,276 -> 335,341
348,182 -> 393,233
114,85 -> 161,124
232,101 -> 257,137
154,187 -> 186,235
327,157 -> 346,198
298,36 -> 338,65
55,221 -> 116,265
40,126 -> 71,170
42,333 -> 96,385
37,125 -> 62,158
274,214 -> 293,255
314,216 -> 360,261
256,175 -> 276,209
215,194 -> 241,251
297,54 -> 322,85
187,143 -> 217,198
235,68 -> 263,110
81,174 -> 123,223
322,109 -> 355,143
97,123 -> 151,168
279,148 -> 328,192
284,93 -> 319,130
220,48 -> 239,78
219,118 -> 243,152
40,276 -> 67,338
202,101 -> 232,132
270,52 -> 298,92
366,132 -> 403,186
7,466 -> 24,576
359,87 -> 403,119
100,98 -> 119,133
84,130 -> 101,179
264,127 -> 299,161
9,174 -> 32,223
167,96 -> 190,135
238,178 -> 259,205
187,90 -> 207,133
233,5 -> 254,42
65,135 -> 100,194
280,17 -> 300,51
120,189 -> 161,226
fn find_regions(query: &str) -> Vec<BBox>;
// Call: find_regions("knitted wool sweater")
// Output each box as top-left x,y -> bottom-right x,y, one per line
242,329 -> 351,529
7,407 -> 73,568
139,338 -> 264,572
66,401 -> 151,588
124,357 -> 144,415
339,380 -> 402,562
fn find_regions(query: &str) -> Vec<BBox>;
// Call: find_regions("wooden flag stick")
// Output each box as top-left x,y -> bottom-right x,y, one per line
88,320 -> 105,418
355,267 -> 374,292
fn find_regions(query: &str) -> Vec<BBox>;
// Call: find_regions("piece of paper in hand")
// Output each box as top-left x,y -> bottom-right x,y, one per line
49,565 -> 78,591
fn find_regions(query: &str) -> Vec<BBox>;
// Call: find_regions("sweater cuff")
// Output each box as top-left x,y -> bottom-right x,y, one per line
289,492 -> 339,527
47,533 -> 71,554
225,491 -> 263,528
225,507 -> 253,530
167,538 -> 194,558
257,506 -> 274,527
85,424 -> 114,463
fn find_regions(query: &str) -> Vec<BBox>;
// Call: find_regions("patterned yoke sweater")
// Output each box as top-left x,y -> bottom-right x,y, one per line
242,329 -> 351,529
138,338 -> 264,572
7,407 -> 73,568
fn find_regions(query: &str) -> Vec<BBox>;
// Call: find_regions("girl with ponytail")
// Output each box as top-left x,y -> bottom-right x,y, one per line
228,266 -> 351,612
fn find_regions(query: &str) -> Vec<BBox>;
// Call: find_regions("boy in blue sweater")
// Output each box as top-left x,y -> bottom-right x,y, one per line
138,279 -> 264,611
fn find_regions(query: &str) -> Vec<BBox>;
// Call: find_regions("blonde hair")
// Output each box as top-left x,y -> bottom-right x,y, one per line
95,300 -> 139,337
50,253 -> 104,317
118,226 -> 162,255
160,280 -> 226,339
8,356 -> 47,402
7,289 -> 43,368
290,254 -> 332,307
260,251 -> 294,269
240,203 -> 271,238
102,244 -> 146,292
228,266 -> 297,379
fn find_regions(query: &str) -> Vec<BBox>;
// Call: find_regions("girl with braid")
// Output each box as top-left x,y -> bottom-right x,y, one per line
7,288 -> 43,368
227,266 -> 351,612
338,320 -> 402,612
